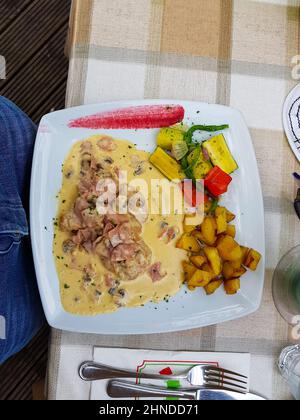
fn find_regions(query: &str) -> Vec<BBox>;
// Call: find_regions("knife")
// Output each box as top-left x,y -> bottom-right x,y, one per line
107,380 -> 266,400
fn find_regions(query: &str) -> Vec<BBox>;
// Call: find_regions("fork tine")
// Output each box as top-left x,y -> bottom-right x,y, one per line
205,366 -> 248,379
204,376 -> 248,391
205,372 -> 248,385
201,384 -> 246,395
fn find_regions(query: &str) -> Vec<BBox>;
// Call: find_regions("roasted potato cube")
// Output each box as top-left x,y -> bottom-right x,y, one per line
202,263 -> 214,274
230,246 -> 248,269
227,246 -> 243,262
204,201 -> 212,213
240,246 -> 249,263
204,279 -> 223,295
222,262 -> 235,280
215,207 -> 227,234
204,247 -> 222,276
217,235 -> 243,262
200,216 -> 217,246
224,278 -> 241,295
192,230 -> 206,243
226,209 -> 236,222
190,255 -> 207,269
182,261 -> 197,282
231,259 -> 242,270
223,262 -> 246,279
234,267 -> 247,277
226,225 -> 236,238
188,269 -> 215,287
244,249 -> 262,271
176,234 -> 201,253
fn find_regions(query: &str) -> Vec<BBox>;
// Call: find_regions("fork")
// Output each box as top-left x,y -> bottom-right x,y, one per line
79,362 -> 248,393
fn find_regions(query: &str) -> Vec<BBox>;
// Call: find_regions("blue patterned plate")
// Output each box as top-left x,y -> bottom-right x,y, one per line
283,83 -> 300,163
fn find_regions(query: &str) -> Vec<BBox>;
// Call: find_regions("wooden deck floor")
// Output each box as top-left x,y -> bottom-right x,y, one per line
0,0 -> 71,123
0,0 -> 71,399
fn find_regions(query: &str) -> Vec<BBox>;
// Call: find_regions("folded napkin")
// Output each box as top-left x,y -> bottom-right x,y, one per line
91,347 -> 250,400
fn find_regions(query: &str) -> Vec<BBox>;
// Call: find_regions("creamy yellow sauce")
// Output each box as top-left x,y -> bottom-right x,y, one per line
53,135 -> 186,315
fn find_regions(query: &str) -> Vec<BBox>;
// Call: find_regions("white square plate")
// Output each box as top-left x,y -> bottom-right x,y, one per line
30,100 -> 265,335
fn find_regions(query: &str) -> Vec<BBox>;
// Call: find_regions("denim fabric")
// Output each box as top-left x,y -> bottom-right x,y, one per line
0,96 -> 44,364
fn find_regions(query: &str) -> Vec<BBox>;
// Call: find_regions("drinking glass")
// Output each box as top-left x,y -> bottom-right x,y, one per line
272,245 -> 300,324
278,345 -> 300,400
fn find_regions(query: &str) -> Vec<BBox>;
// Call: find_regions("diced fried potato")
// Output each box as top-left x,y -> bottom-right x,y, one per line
204,279 -> 223,295
244,249 -> 262,271
204,247 -> 222,276
222,262 -> 235,280
224,278 -> 241,295
223,262 -> 246,279
211,217 -> 217,230
230,246 -> 248,269
200,216 -> 217,246
202,263 -> 214,274
231,259 -> 242,270
215,207 -> 227,234
190,255 -> 207,269
215,235 -> 225,249
188,269 -> 215,287
192,230 -> 206,243
226,225 -> 236,238
234,267 -> 247,277
217,235 -> 242,262
188,285 -> 196,291
182,261 -> 197,282
176,233 -> 201,253
241,246 -> 250,264
226,209 -> 236,222
204,201 -> 211,213
227,246 -> 243,262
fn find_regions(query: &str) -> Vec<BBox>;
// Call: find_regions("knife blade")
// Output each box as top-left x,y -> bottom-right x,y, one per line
107,380 -> 266,400
197,389 -> 266,400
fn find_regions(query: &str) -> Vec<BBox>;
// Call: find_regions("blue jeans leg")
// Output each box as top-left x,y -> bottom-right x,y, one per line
0,96 -> 45,364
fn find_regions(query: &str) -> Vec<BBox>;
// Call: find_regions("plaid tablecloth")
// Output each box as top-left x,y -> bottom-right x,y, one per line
48,0 -> 300,400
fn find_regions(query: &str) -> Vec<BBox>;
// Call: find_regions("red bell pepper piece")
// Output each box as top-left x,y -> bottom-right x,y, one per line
204,166 -> 232,196
181,182 -> 209,208
159,367 -> 173,376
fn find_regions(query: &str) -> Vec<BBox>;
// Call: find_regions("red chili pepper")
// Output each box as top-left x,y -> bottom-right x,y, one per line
181,182 -> 209,207
204,166 -> 232,197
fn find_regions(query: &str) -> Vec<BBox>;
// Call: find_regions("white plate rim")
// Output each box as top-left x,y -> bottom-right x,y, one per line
30,99 -> 265,335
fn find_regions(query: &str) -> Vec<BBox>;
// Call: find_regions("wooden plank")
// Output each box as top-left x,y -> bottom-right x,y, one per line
32,379 -> 46,401
0,0 -> 33,33
1,24 -> 69,121
0,0 -> 71,399
30,78 -> 68,123
0,0 -> 71,82
0,326 -> 49,400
